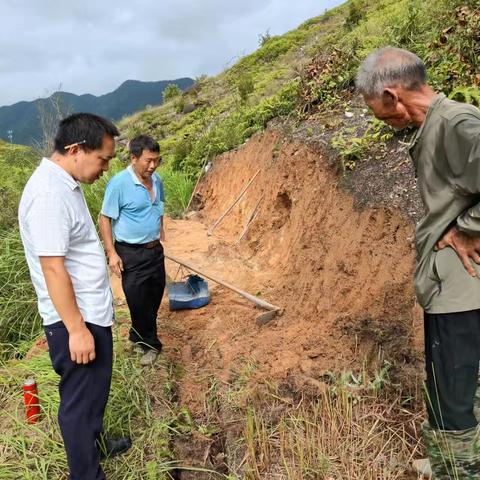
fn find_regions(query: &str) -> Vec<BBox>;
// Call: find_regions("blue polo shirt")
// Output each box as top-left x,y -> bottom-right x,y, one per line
101,166 -> 165,244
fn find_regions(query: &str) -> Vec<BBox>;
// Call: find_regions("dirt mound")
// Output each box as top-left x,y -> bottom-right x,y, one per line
160,130 -> 422,409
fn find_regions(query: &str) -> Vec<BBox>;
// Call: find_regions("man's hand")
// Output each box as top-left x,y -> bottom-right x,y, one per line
160,227 -> 166,242
107,251 -> 124,278
69,325 -> 96,364
436,226 -> 480,277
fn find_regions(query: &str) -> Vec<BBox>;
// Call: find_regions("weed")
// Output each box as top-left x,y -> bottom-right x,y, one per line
163,84 -> 182,102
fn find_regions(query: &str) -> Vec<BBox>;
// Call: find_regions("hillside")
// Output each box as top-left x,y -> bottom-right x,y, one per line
1,0 -> 480,478
0,78 -> 194,146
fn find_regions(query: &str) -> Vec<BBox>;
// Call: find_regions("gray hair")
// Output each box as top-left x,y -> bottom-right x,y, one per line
355,47 -> 427,98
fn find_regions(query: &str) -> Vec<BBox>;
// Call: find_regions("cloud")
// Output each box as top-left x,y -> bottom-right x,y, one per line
0,0 -> 344,106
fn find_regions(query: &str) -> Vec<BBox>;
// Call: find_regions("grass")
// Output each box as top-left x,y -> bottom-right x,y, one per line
0,141 -> 37,231
167,360 -> 424,479
0,315 -> 426,479
241,389 -> 422,479
0,324 -> 195,480
158,166 -> 194,217
0,229 -> 41,359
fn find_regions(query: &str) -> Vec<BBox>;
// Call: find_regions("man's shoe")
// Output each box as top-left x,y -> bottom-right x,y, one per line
98,437 -> 132,459
140,349 -> 158,366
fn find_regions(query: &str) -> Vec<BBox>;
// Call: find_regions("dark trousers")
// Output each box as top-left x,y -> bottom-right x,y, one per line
45,321 -> 113,480
424,310 -> 480,431
115,241 -> 165,351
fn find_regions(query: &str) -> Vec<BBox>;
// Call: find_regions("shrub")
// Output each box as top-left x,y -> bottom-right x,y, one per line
237,74 -> 255,103
345,0 -> 368,30
162,84 -> 182,102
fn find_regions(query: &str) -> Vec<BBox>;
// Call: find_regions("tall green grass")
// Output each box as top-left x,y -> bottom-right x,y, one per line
0,229 -> 41,360
0,327 -> 180,480
158,166 -> 194,217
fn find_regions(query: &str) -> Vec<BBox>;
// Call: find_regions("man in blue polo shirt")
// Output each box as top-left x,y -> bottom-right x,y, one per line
99,135 -> 165,366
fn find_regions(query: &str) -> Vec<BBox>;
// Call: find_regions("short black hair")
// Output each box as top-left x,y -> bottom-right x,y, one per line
54,113 -> 119,153
129,135 -> 160,158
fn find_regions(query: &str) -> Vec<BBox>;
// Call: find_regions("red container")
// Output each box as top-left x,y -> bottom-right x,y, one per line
23,378 -> 40,424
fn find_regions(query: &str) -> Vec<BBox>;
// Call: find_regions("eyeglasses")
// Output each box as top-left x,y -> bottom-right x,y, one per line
64,140 -> 86,150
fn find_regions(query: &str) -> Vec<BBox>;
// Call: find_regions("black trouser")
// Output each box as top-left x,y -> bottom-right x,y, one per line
115,241 -> 165,351
45,321 -> 113,480
424,310 -> 480,431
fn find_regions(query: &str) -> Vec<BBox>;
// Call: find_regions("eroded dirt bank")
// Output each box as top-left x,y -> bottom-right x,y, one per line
111,129 -> 423,478
182,130 -> 422,383
166,128 -> 423,478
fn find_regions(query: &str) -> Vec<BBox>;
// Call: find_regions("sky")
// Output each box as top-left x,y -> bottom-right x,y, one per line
0,0 -> 345,107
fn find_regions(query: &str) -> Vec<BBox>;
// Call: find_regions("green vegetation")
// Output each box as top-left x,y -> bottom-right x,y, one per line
162,84 -> 182,102
0,142 -> 37,231
0,325 -> 209,479
0,229 -> 41,358
331,119 -> 395,172
118,0 -> 480,182
158,167 -> 194,217
0,143 -> 40,358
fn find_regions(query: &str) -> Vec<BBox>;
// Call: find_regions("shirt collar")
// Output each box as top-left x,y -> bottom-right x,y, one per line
41,158 -> 79,190
127,165 -> 142,185
127,165 -> 157,185
412,93 -> 446,144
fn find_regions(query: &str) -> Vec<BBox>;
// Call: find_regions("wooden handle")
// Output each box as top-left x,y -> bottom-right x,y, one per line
207,170 -> 261,236
165,253 -> 280,312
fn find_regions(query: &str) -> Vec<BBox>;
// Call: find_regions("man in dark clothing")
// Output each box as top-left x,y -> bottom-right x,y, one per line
357,47 -> 480,478
99,135 -> 165,366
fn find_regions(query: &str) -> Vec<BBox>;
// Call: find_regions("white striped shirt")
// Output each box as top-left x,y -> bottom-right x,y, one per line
18,158 -> 113,327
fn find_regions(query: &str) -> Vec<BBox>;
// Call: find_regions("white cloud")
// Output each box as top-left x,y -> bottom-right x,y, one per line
0,0 -> 345,106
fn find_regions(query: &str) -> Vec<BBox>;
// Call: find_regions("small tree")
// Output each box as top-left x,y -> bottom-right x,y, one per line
345,0 -> 367,30
36,85 -> 73,155
194,74 -> 208,84
162,84 -> 182,102
258,29 -> 271,47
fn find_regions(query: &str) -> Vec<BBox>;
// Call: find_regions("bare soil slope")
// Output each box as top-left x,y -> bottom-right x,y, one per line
151,130 -> 423,405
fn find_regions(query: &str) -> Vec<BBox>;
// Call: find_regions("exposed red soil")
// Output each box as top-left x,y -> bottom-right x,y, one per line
111,129 -> 424,415
109,130 -> 427,478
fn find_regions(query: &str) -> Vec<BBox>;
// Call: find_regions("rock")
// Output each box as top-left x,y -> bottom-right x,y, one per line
182,103 -> 197,114
412,458 -> 432,478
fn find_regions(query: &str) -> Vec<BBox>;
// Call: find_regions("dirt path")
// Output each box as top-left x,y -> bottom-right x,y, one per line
112,216 -> 278,409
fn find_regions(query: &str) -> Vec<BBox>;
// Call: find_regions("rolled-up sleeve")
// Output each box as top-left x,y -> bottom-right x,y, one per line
25,192 -> 72,256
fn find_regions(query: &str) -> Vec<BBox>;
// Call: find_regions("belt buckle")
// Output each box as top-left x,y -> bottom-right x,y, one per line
145,240 -> 156,249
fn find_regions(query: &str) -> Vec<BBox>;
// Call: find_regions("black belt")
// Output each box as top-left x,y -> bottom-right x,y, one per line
116,239 -> 160,249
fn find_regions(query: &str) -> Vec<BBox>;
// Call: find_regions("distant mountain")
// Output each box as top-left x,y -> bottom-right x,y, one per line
0,78 -> 194,146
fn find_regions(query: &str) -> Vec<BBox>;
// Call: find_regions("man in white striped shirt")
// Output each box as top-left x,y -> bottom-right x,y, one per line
19,113 -> 130,480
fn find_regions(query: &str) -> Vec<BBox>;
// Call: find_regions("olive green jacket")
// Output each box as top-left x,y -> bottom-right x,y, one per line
410,94 -> 480,313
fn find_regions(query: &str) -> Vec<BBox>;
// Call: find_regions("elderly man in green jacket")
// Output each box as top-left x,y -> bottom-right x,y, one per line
356,47 -> 480,478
